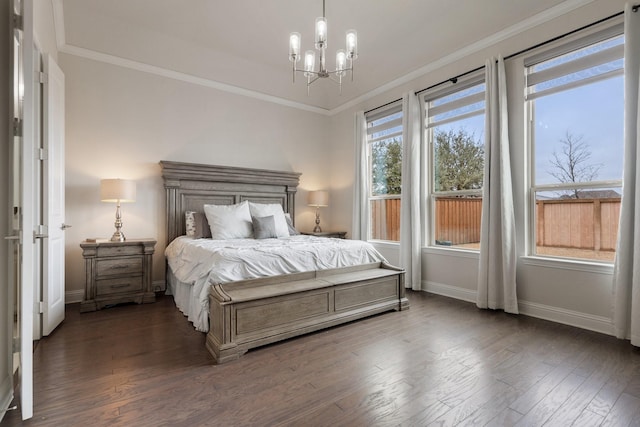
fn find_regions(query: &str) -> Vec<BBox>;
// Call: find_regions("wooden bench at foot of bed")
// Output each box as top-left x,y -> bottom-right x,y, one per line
206,262 -> 409,364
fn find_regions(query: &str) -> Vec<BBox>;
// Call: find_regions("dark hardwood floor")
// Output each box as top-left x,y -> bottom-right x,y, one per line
3,291 -> 640,426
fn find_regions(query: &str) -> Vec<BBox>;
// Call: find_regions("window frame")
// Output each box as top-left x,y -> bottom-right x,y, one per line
365,102 -> 403,243
421,70 -> 486,250
524,22 -> 624,264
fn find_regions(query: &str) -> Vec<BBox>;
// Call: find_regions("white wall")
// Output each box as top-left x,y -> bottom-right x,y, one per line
60,54 -> 331,298
328,0 -> 626,335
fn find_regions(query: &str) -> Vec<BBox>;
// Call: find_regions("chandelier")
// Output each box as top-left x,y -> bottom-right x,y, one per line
288,0 -> 358,95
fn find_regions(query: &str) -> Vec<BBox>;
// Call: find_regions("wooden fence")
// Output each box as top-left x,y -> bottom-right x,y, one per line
434,197 -> 482,245
370,198 -> 401,241
536,198 -> 620,251
371,196 -> 621,251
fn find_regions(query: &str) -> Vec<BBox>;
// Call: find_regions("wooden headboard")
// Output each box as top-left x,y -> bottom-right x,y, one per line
161,161 -> 301,243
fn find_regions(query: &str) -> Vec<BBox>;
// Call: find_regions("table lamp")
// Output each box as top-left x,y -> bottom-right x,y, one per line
101,179 -> 136,241
308,190 -> 329,232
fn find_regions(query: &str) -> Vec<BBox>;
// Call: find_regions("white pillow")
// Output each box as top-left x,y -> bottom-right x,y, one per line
248,202 -> 289,238
203,201 -> 253,240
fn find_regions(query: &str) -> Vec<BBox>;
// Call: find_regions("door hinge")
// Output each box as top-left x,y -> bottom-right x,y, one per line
39,71 -> 48,84
12,337 -> 20,353
13,118 -> 22,137
12,13 -> 23,31
33,225 -> 48,243
39,301 -> 44,314
39,148 -> 48,160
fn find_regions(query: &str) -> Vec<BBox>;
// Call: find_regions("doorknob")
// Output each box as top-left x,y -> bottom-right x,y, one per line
61,223 -> 72,230
4,235 -> 20,241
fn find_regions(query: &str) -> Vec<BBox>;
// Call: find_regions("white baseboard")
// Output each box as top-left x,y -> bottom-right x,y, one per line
518,300 -> 614,336
65,289 -> 84,304
423,280 -> 477,303
421,280 -> 614,337
0,375 -> 14,423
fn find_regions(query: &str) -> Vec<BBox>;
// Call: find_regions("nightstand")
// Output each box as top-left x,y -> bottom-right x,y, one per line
80,239 -> 156,312
301,231 -> 347,239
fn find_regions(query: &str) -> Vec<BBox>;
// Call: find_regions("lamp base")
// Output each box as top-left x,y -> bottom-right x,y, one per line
110,231 -> 126,242
111,203 -> 126,241
313,209 -> 322,233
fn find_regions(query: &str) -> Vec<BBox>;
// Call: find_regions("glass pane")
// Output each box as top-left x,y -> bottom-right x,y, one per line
370,137 -> 402,196
434,196 -> 482,249
533,75 -> 623,185
534,188 -> 621,261
430,83 -> 485,125
369,198 -> 400,241
532,36 -> 623,71
433,115 -> 485,192
369,111 -> 402,141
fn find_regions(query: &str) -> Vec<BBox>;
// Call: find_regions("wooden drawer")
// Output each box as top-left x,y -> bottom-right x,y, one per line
81,239 -> 157,312
97,245 -> 143,258
96,276 -> 143,296
96,257 -> 143,277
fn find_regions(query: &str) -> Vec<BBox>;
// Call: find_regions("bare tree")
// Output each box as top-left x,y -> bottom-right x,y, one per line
548,131 -> 602,198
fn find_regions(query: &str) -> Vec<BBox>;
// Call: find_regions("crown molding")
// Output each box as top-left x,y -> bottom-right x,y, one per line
52,0 -> 596,117
58,43 -> 331,115
329,0 -> 597,115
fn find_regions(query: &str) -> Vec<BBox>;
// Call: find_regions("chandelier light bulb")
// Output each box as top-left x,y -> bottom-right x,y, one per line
289,32 -> 301,62
315,17 -> 327,48
336,49 -> 346,75
346,30 -> 358,59
304,50 -> 316,76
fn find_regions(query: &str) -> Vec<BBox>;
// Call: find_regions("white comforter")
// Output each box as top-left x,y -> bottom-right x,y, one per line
165,235 -> 387,331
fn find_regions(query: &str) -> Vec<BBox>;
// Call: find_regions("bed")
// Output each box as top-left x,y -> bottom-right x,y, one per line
161,161 -> 409,363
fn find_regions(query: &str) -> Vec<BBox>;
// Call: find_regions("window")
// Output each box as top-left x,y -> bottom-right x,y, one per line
423,73 -> 486,249
366,103 -> 403,241
526,25 -> 624,262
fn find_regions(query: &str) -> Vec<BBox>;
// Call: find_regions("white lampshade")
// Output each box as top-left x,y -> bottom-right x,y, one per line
100,179 -> 136,203
308,190 -> 329,207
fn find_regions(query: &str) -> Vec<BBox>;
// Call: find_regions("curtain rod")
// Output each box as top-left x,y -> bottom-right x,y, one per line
365,7 -> 631,115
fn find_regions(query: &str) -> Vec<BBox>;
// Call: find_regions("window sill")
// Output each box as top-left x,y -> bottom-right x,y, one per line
521,255 -> 614,274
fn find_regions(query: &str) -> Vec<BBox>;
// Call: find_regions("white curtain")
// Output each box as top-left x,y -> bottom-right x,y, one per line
352,111 -> 369,240
399,92 -> 422,290
612,3 -> 640,346
477,56 -> 518,314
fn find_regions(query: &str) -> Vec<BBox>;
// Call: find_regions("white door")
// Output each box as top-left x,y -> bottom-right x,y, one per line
8,0 -> 35,420
41,55 -> 65,336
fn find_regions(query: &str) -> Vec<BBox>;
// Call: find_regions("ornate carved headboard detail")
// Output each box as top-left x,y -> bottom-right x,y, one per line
160,161 -> 301,243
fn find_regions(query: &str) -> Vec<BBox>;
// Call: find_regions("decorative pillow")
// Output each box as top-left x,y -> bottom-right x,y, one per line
252,215 -> 278,239
203,201 -> 253,240
185,211 -> 197,237
248,202 -> 289,238
284,213 -> 300,236
193,212 -> 212,239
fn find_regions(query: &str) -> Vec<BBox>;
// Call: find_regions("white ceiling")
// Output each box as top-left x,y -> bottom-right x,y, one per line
59,0 -> 580,112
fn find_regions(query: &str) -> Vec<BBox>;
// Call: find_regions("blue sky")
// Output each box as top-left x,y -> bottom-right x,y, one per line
534,76 -> 624,184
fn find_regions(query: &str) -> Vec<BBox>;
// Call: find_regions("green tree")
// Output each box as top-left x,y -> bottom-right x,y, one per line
371,138 -> 402,195
434,129 -> 484,191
